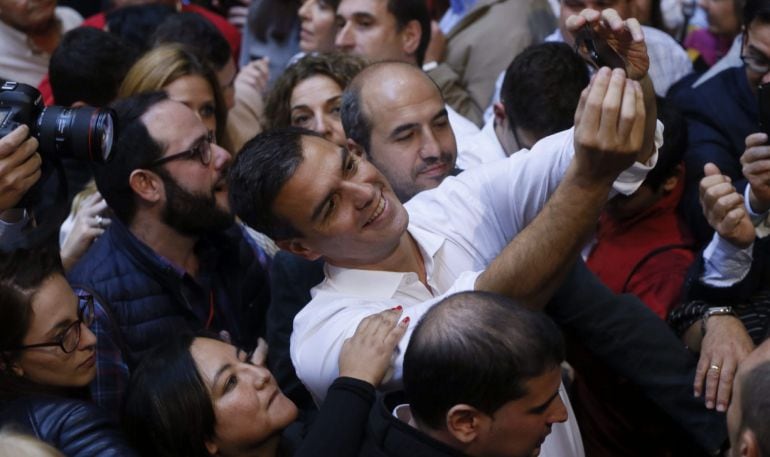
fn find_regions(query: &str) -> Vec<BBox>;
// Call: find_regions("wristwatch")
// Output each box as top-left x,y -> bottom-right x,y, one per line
701,306 -> 736,337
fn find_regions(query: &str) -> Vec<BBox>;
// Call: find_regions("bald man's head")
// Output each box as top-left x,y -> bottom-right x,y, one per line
340,61 -> 456,201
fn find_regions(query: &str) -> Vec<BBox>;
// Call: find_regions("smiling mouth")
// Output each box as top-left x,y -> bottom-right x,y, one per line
364,195 -> 386,227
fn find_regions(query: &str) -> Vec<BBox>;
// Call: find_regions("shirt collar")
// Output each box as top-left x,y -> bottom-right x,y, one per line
322,225 -> 446,299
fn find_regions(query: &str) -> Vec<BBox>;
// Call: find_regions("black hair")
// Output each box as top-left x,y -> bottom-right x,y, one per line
94,91 -> 168,225
403,291 -> 565,429
501,42 -> 589,140
387,0 -> 431,66
642,98 -> 687,191
0,243 -> 67,399
124,331 -> 216,457
247,0 -> 301,43
229,128 -> 325,240
744,0 -> 770,26
340,78 -> 371,152
739,361 -> 770,457
49,27 -> 139,107
152,12 -> 232,71
105,4 -> 177,53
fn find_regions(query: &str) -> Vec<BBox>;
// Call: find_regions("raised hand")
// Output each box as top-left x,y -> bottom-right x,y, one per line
566,8 -> 649,81
0,125 -> 41,212
699,163 -> 755,248
741,132 -> 770,213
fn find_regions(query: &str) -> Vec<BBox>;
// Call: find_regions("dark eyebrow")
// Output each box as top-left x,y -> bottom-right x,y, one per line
432,108 -> 449,122
527,388 -> 561,414
212,345 -> 240,391
389,123 -> 419,140
310,147 -> 348,222
351,12 -> 376,22
46,318 -> 74,337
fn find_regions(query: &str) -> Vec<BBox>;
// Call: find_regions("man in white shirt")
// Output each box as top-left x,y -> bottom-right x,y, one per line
333,0 -> 481,152
231,9 -> 727,455
458,42 -> 589,170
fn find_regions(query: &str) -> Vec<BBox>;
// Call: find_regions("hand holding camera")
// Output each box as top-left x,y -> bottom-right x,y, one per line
567,8 -> 649,81
0,125 -> 42,213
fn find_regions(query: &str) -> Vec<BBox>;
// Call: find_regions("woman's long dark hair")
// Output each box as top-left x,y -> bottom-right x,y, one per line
123,332 -> 217,457
0,242 -> 85,400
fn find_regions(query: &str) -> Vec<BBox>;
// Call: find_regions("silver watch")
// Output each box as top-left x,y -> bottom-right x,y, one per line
701,306 -> 736,336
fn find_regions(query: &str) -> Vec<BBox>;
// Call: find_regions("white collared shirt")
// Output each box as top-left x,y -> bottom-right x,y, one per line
291,124 -> 660,457
457,117 -> 508,170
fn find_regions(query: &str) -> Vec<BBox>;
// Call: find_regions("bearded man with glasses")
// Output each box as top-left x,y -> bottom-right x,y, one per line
67,91 -> 272,417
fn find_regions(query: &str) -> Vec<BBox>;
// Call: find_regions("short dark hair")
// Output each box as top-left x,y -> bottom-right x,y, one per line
387,0 -> 431,66
50,27 -> 139,107
744,0 -> 770,26
403,291 -> 565,429
739,361 -> 770,457
229,128 -> 324,240
0,243 -> 64,397
124,332 -> 216,457
642,98 -> 687,191
94,91 -> 168,225
264,52 -> 368,131
501,42 -> 589,140
152,12 -> 232,71
105,4 -> 177,53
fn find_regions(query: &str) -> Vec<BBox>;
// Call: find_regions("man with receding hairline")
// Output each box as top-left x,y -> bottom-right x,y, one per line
360,291 -> 574,457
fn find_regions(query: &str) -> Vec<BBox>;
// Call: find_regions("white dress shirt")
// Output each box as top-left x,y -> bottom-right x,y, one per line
456,117 -> 507,170
290,123 -> 661,457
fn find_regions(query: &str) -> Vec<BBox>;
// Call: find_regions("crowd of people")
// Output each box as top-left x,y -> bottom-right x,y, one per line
1,0 -> 770,456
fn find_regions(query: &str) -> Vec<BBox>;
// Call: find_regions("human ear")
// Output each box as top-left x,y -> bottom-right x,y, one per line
128,169 -> 163,204
276,239 -> 323,261
445,404 -> 483,444
401,20 -> 422,58
204,438 -> 219,456
737,429 -> 761,457
346,138 -> 366,158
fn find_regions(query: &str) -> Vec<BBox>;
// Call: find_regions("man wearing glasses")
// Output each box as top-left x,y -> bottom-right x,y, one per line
67,91 -> 271,416
669,0 -> 770,246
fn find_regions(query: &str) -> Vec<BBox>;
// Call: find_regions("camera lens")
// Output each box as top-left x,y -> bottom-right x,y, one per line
34,106 -> 116,163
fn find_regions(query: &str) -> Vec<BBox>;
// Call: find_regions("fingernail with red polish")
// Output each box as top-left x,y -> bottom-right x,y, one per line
392,305 -> 403,311
402,316 -> 410,325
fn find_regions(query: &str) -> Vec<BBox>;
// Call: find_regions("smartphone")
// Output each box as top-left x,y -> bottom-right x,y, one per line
758,83 -> 770,137
573,25 -> 626,71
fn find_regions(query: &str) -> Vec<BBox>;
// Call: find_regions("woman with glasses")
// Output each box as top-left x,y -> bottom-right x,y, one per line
0,244 -> 136,456
124,307 -> 407,457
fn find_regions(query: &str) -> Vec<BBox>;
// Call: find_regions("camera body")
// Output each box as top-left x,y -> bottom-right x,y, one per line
0,81 -> 115,163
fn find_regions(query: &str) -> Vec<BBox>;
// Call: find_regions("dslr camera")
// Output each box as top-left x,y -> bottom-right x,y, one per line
0,81 -> 115,163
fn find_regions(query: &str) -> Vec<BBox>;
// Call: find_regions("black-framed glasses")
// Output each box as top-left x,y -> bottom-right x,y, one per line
145,131 -> 215,169
12,295 -> 95,354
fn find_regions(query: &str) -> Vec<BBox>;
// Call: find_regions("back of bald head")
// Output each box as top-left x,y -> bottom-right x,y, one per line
403,291 -> 565,430
341,61 -> 439,152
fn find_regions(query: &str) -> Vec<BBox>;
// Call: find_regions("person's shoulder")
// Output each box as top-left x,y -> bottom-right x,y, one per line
55,6 -> 84,29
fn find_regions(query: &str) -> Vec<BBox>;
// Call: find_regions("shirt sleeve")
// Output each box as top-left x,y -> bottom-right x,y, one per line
700,231 -> 754,287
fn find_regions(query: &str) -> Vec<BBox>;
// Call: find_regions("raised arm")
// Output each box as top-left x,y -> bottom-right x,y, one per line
475,9 -> 654,308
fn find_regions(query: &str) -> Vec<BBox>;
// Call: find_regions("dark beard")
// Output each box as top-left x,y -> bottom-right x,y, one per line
159,171 -> 234,237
